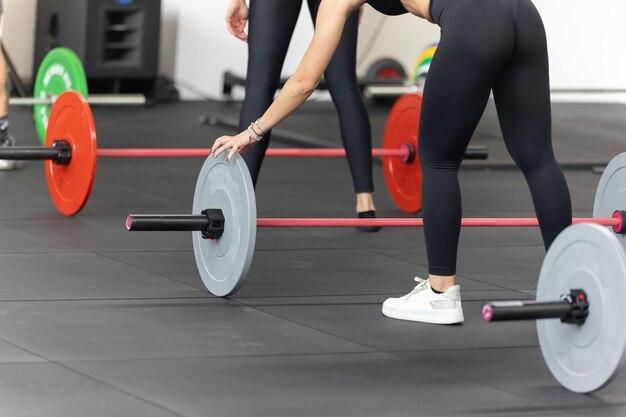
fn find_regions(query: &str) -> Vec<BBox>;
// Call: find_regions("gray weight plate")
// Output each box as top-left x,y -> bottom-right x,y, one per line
593,152 -> 626,250
537,223 -> 626,393
192,153 -> 257,296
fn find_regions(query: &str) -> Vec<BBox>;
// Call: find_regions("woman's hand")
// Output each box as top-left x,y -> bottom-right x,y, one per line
211,131 -> 256,161
225,0 -> 249,42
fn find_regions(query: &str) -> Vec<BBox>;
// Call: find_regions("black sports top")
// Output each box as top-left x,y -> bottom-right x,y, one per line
367,0 -> 408,15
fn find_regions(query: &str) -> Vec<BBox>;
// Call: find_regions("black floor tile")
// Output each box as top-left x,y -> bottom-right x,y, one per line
0,363 -> 181,417
376,245 -> 546,291
0,299 -> 371,362
5,216 -> 192,252
395,348 -> 626,411
3,101 -> 626,416
234,248 -> 500,298
67,353 -> 535,417
255,300 -> 538,352
0,252 -> 201,301
0,224 -> 79,253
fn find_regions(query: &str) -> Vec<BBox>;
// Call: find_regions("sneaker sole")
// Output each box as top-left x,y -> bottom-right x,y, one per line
0,160 -> 25,171
382,305 -> 464,325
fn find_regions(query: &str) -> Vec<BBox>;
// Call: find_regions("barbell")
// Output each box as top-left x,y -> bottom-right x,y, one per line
7,48 -> 145,143
125,148 -> 626,394
0,91 -> 484,216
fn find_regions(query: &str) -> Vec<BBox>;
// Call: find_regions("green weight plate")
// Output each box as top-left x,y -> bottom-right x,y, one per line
33,48 -> 89,144
537,223 -> 626,393
593,152 -> 626,250
192,153 -> 257,296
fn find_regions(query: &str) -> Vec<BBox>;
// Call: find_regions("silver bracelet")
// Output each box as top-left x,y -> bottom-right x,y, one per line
247,124 -> 263,142
253,119 -> 267,135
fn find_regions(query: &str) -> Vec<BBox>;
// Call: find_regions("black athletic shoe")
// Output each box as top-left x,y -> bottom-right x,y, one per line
357,210 -> 382,233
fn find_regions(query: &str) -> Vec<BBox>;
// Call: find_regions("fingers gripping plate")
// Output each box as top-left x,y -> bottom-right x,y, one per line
192,153 -> 257,296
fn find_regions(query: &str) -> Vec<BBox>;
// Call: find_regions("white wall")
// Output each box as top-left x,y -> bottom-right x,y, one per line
534,0 -> 626,91
2,0 -> 37,78
174,0 -> 315,100
4,0 -> 626,99
173,2 -> 440,99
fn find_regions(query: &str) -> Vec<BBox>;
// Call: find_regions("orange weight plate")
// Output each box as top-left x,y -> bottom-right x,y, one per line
45,91 -> 97,216
383,93 -> 422,213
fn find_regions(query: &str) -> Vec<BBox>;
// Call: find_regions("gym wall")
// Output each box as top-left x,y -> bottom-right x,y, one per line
2,0 -> 179,81
3,0 -> 626,100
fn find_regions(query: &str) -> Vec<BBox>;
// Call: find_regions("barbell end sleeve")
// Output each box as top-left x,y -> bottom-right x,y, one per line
0,139 -> 70,163
482,300 -> 572,322
482,304 -> 494,322
482,291 -> 588,324
612,210 -> 626,234
125,214 -> 209,232
401,143 -> 415,164
125,211 -> 225,239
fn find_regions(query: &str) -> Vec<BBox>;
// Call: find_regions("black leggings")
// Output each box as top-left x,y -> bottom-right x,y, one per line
240,0 -> 374,193
421,0 -> 572,276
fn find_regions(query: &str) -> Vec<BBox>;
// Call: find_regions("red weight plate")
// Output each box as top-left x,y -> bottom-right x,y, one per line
45,91 -> 97,216
383,93 -> 422,213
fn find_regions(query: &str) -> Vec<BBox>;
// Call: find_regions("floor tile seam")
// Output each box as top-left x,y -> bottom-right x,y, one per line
0,337 -> 50,364
93,250 -> 193,254
92,251 -> 206,291
365,248 -> 542,292
456,244 -> 545,249
0,250 -> 90,255
0,223 -> 88,251
49,361 -> 191,417
0,296 -> 218,303
264,227 -> 357,249
229,298 -> 535,307
88,178 -> 197,206
253,246 -> 363,253
458,401 -> 626,416
362,249 -> 518,292
234,299 -> 383,354
0,360 -> 51,366
0,337 -> 543,366
0,292 -> 535,304
232,289 -> 535,300
387,349 -> 551,409
55,350 -> 387,365
386,345 -> 540,356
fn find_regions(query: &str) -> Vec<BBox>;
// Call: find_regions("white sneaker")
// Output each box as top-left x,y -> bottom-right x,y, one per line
382,277 -> 464,324
0,135 -> 24,171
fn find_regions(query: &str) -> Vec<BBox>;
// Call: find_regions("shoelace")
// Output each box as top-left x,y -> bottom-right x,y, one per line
402,277 -> 429,300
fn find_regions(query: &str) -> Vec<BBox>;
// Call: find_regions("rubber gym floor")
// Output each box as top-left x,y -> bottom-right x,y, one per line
1,98 -> 625,417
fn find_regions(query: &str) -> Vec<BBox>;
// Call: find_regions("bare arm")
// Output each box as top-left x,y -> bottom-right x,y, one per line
212,0 -> 365,160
